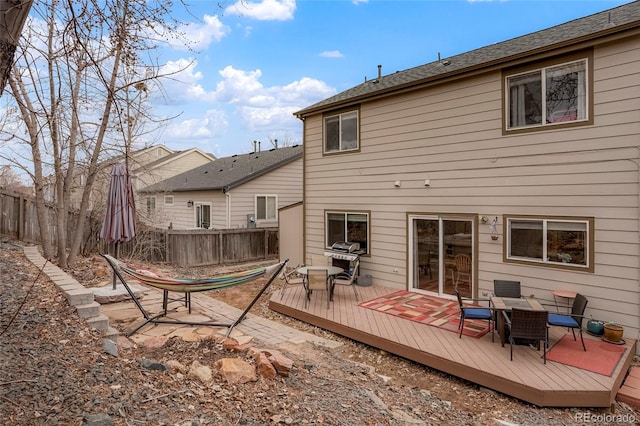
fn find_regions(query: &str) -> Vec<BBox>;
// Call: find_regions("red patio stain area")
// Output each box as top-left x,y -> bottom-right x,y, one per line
358,290 -> 491,338
546,334 -> 626,376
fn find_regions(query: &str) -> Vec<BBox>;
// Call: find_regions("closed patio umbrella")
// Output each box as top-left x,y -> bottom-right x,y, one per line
100,163 -> 137,289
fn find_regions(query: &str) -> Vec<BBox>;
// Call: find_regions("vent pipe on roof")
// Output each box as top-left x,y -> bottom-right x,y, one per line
378,65 -> 382,79
258,141 -> 261,152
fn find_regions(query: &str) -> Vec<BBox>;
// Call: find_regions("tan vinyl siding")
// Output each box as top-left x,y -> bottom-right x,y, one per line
227,158 -> 303,228
304,37 -> 640,342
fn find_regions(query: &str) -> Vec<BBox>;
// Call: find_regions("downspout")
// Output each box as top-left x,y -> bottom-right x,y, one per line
224,187 -> 231,229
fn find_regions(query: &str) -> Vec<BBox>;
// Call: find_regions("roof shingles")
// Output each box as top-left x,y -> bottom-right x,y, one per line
141,145 -> 303,193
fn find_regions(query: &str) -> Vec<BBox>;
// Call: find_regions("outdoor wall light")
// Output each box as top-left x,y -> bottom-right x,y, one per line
187,200 -> 194,208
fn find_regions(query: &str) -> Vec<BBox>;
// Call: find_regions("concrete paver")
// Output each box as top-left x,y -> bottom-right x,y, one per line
22,246 -> 343,352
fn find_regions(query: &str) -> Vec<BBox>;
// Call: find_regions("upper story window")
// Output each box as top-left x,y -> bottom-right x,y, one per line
505,57 -> 589,131
506,215 -> 593,272
326,211 -> 369,254
324,109 -> 359,154
256,195 -> 277,221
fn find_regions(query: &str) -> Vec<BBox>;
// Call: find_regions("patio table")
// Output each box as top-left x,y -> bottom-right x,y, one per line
490,296 -> 546,347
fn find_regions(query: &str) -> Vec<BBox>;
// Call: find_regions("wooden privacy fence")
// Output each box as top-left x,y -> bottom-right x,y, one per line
165,228 -> 279,266
2,188 -> 279,265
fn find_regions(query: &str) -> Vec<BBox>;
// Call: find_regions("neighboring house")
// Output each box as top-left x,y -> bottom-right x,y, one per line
60,144 -> 215,215
140,145 -> 303,230
294,2 -> 640,343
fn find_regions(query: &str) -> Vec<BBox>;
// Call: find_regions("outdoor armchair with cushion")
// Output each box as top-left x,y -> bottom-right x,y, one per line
547,293 -> 588,351
455,287 -> 493,341
504,308 -> 549,363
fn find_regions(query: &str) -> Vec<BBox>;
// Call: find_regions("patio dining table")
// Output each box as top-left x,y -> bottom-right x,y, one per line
296,265 -> 344,300
490,296 -> 546,346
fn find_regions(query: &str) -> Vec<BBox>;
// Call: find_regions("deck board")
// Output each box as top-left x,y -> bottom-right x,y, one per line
269,285 -> 636,407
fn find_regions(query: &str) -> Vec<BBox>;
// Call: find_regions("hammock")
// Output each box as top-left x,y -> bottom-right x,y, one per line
106,254 -> 279,293
101,254 -> 288,337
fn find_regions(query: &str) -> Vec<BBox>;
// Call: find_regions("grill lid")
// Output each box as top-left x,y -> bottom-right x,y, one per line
331,241 -> 360,252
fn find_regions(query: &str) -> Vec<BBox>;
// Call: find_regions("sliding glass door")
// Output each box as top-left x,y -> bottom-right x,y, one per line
409,215 -> 474,298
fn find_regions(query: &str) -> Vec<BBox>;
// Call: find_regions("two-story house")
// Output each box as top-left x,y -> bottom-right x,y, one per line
140,145 -> 303,230
292,2 -> 640,342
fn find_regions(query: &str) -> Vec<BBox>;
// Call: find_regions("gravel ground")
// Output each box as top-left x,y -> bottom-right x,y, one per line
1,239 -> 639,425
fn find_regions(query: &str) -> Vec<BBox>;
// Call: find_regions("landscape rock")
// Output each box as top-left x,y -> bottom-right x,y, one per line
214,358 -> 257,384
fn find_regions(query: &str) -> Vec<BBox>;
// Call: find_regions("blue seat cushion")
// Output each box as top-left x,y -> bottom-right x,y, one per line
463,308 -> 492,319
548,313 -> 579,328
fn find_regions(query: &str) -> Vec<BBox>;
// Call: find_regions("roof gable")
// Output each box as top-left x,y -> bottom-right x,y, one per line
141,145 -> 303,193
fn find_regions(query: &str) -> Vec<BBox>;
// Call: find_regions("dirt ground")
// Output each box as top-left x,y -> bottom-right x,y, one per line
2,244 -> 639,425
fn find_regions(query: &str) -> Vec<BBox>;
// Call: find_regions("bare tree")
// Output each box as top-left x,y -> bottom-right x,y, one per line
2,0 -> 190,267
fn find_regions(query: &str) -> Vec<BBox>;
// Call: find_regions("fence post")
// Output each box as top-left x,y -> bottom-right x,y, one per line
18,195 -> 24,241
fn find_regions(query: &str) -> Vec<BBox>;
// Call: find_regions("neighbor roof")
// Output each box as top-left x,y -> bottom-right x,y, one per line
140,145 -> 303,193
295,1 -> 640,117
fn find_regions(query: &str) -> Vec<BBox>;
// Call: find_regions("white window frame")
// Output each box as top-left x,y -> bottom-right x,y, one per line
164,195 -> 174,205
323,109 -> 359,154
255,195 -> 277,222
505,58 -> 588,131
325,211 -> 370,254
506,215 -> 593,271
194,202 -> 212,229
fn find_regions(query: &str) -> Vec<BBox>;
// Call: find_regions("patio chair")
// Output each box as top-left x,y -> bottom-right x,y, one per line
279,265 -> 306,300
547,293 -> 588,351
305,268 -> 331,309
455,287 -> 493,341
452,254 -> 472,290
331,259 -> 360,301
493,280 -> 521,298
504,308 -> 549,363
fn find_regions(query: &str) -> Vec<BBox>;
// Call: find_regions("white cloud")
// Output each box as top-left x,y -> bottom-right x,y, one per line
174,15 -> 230,51
224,0 -> 296,21
352,0 -> 368,4
164,110 -> 229,140
320,50 -> 344,58
214,66 -> 265,104
155,58 -> 217,104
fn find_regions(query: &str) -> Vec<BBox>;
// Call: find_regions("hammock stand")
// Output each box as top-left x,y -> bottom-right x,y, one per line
101,254 -> 288,337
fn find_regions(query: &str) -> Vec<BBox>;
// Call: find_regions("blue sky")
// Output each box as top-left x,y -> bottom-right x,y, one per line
149,0 -> 630,157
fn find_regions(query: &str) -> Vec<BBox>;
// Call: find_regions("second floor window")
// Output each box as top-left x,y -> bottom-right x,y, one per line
256,195 -> 277,221
324,110 -> 359,154
506,58 -> 588,131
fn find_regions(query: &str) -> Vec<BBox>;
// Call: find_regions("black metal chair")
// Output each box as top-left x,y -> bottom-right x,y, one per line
504,308 -> 549,363
455,287 -> 493,341
493,280 -> 522,298
547,293 -> 588,351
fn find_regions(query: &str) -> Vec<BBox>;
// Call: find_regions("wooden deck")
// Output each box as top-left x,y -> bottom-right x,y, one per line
269,284 -> 636,408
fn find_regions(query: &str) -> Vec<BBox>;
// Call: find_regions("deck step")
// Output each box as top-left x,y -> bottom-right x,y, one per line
616,366 -> 640,408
